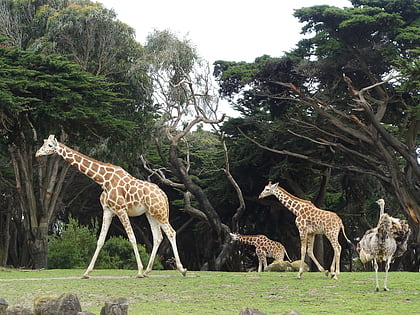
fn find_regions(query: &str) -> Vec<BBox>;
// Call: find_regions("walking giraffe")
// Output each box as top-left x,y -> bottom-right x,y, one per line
230,233 -> 291,272
259,182 -> 352,279
35,135 -> 186,278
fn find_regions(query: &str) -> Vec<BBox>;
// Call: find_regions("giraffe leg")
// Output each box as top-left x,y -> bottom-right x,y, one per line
117,210 -> 145,278
327,235 -> 341,280
374,259 -> 380,292
297,234 -> 308,279
144,213 -> 163,275
256,253 -> 264,272
306,234 -> 328,277
331,243 -> 341,280
383,257 -> 392,291
82,208 -> 114,279
159,219 -> 187,276
263,256 -> 268,271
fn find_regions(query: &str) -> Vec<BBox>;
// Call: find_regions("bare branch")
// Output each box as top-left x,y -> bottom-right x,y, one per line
140,155 -> 185,189
238,128 -> 391,182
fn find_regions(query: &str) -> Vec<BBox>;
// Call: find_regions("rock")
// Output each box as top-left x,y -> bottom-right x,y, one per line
266,261 -> 293,272
77,312 -> 95,315
283,311 -> 303,315
239,307 -> 267,315
0,298 -> 8,315
290,260 -> 309,272
6,306 -> 35,315
34,293 -> 82,315
100,298 -> 128,315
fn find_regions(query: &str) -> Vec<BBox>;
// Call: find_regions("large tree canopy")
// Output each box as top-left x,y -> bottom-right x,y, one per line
0,42 -> 137,268
215,0 -> 419,226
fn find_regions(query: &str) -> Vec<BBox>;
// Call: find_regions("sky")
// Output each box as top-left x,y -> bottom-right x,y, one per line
100,0 -> 352,64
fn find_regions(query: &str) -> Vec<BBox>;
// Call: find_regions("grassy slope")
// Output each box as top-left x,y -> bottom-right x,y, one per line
0,269 -> 418,314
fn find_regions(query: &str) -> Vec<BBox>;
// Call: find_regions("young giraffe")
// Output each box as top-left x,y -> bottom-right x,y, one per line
230,233 -> 291,272
35,135 -> 187,278
259,182 -> 352,280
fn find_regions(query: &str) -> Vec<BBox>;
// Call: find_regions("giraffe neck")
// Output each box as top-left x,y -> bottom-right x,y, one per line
273,186 -> 311,216
235,234 -> 261,246
56,143 -> 111,186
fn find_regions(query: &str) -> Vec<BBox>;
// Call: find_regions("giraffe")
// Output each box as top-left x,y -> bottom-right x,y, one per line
258,182 -> 352,280
230,233 -> 291,272
35,135 -> 187,278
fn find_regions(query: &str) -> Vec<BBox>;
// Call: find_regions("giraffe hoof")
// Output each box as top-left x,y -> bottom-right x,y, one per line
384,287 -> 389,292
181,268 -> 187,277
81,275 -> 90,279
136,273 -> 146,278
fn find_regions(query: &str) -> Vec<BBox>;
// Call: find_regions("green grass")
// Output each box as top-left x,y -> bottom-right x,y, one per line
0,269 -> 418,314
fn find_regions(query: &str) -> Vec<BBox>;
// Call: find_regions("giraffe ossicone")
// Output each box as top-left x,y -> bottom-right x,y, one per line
259,181 -> 352,280
36,135 -> 187,278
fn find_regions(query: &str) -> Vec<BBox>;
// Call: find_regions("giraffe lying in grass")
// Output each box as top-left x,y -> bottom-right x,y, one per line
230,233 -> 291,272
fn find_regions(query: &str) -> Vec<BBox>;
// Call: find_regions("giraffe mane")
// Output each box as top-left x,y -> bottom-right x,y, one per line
276,185 -> 315,206
61,143 -> 119,168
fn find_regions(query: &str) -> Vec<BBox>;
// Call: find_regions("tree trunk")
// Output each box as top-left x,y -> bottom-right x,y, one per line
8,131 -> 70,269
0,192 -> 12,266
169,143 -> 228,269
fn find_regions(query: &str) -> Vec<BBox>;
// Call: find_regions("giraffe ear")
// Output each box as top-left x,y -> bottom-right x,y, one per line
47,134 -> 55,141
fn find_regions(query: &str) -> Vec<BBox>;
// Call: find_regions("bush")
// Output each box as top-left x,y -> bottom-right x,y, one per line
48,217 -> 163,271
48,216 -> 97,269
96,236 -> 163,270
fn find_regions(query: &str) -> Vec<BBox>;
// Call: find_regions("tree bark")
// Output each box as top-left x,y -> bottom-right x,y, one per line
8,130 -> 71,269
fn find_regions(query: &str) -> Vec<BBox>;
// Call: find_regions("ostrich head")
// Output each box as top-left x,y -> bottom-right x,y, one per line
376,198 -> 385,216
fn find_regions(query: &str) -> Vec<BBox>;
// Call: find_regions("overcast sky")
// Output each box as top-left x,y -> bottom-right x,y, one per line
100,0 -> 351,64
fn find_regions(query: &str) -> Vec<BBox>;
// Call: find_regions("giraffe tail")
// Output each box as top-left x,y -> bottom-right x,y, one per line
284,248 -> 292,262
340,221 -> 355,250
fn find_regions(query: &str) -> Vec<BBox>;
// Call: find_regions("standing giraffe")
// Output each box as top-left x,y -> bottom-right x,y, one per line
230,233 -> 291,272
258,182 -> 352,280
35,135 -> 186,278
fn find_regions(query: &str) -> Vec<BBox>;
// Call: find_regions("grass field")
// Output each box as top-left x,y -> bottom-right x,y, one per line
0,269 -> 418,314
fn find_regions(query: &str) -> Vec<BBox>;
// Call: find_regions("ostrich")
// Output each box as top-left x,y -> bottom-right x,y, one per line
357,199 -> 411,291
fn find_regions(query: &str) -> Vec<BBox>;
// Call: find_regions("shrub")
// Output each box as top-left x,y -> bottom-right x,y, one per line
48,216 -> 97,269
48,217 -> 163,271
96,235 -> 163,270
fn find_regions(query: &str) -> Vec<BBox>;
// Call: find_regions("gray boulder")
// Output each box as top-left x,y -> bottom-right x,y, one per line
34,293 -> 82,315
100,298 -> 128,315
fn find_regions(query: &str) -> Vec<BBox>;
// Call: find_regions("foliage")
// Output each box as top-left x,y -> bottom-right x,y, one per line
0,0 -> 155,162
215,0 -> 420,227
0,45 -> 134,143
96,235 -> 163,270
48,218 -> 163,270
47,216 -> 97,269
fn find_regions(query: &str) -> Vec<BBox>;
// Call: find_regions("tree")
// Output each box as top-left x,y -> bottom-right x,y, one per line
215,0 -> 419,226
0,44 -> 135,268
215,0 -> 419,268
1,0 -> 156,268
139,30 -> 244,270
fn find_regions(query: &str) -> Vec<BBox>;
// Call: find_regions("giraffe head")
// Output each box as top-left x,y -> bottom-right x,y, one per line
229,232 -> 239,240
258,181 -> 278,199
35,135 -> 59,157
